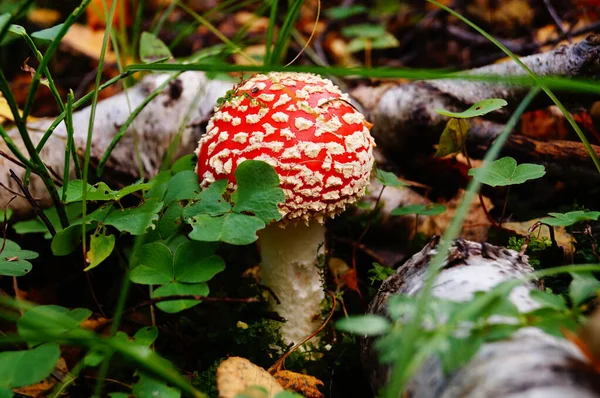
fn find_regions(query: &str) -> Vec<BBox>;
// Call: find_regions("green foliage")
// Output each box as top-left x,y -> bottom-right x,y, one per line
139,31 -> 173,63
341,23 -> 399,53
325,5 -> 367,20
18,305 -> 91,345
336,314 -> 391,335
375,169 -> 409,188
435,99 -> 507,119
569,272 -> 600,306
30,23 -> 64,43
85,228 -> 116,271
368,262 -> 395,285
506,236 -> 551,267
468,157 -> 546,187
132,373 -> 181,398
541,210 -> 600,227
0,239 -> 38,276
13,203 -> 82,238
0,343 -> 60,389
435,118 -> 470,158
59,180 -> 150,203
391,204 -> 446,217
0,208 -> 11,222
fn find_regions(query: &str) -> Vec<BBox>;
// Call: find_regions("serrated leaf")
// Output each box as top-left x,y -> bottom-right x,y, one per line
435,118 -> 470,158
336,314 -> 391,336
541,210 -> 600,227
188,213 -> 264,245
183,179 -> 231,218
153,282 -> 209,313
468,157 -> 546,187
173,241 -> 225,283
163,170 -> 201,205
391,204 -> 446,217
31,24 -> 64,42
435,98 -> 508,119
130,242 -> 173,285
85,230 -> 115,271
375,169 -> 409,188
101,199 -> 163,235
0,343 -> 60,388
0,239 -> 37,276
18,305 -> 91,345
60,180 -> 149,203
529,290 -> 567,311
232,160 -> 285,223
569,272 -> 600,306
139,31 -> 172,63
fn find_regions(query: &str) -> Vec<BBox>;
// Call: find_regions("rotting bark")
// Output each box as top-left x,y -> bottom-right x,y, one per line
361,238 -> 600,398
2,37 -> 599,214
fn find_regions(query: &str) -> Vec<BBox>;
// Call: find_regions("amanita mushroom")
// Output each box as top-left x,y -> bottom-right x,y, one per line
196,72 -> 375,344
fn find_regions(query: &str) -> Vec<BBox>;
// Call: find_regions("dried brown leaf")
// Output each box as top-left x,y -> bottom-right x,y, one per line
273,370 -> 324,398
217,357 -> 283,398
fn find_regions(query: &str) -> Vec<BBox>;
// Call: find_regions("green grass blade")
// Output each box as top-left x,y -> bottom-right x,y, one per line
264,0 -> 278,63
269,0 -> 304,65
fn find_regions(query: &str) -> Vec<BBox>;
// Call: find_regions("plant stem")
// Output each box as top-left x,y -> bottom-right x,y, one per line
500,186 -> 510,227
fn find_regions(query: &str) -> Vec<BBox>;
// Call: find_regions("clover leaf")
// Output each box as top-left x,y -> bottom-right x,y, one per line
59,180 -> 150,203
189,213 -> 265,245
152,282 -> 209,313
375,169 -> 409,188
0,240 -> 37,276
435,98 -> 508,119
468,157 -> 545,187
163,170 -> 201,205
541,210 -> 600,227
139,31 -> 173,63
391,204 -> 446,217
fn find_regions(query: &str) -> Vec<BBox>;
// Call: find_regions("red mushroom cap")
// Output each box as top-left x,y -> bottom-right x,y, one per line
196,72 -> 375,223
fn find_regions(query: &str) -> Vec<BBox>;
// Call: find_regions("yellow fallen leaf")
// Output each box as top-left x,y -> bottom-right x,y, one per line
217,357 -> 283,398
62,23 -> 117,63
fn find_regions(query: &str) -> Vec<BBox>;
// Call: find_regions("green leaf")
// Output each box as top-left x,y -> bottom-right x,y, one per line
325,5 -> 367,19
153,282 -> 209,313
173,241 -> 225,283
85,327 -> 158,367
133,373 -> 181,398
188,213 -> 264,245
0,343 -> 60,388
468,157 -> 546,187
30,24 -> 64,42
529,290 -> 567,311
146,171 -> 172,201
158,203 -> 184,239
130,242 -> 174,285
133,326 -> 159,347
342,24 -> 386,39
347,32 -> 399,52
0,208 -> 11,223
13,203 -> 82,238
59,180 -> 149,203
435,98 -> 508,119
569,272 -> 600,306
85,230 -> 115,271
541,210 -> 600,227
0,240 -> 37,276
183,179 -> 231,218
171,155 -> 196,173
232,160 -> 285,223
139,31 -> 173,63
391,204 -> 446,217
18,305 -> 91,345
51,223 -> 94,256
435,118 -> 470,158
100,199 -> 163,235
0,387 -> 12,398
336,314 -> 391,336
375,169 -> 409,188
439,336 -> 483,373
164,170 -> 201,205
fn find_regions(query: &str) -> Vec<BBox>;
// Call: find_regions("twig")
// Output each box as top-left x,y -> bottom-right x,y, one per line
334,237 -> 390,268
1,195 -> 16,254
258,284 -> 282,305
268,290 -> 337,374
541,0 -> 567,38
0,181 -> 29,199
0,149 -> 27,169
9,169 -> 56,236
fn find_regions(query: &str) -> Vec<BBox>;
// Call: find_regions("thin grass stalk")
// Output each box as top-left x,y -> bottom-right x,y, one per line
62,92 -> 76,201
21,0 -> 93,121
152,0 -> 178,35
0,0 -> 35,43
383,88 -> 541,398
131,0 -> 145,62
0,69 -> 69,228
426,0 -> 600,174
269,0 -> 304,64
264,0 -> 278,64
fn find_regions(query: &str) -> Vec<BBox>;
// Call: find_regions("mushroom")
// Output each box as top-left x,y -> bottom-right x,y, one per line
196,72 -> 375,344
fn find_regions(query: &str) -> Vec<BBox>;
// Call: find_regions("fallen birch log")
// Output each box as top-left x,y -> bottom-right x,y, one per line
361,238 -> 600,398
2,37 -> 599,214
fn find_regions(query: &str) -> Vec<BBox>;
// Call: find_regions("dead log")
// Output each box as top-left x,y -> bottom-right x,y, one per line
361,238 -> 600,398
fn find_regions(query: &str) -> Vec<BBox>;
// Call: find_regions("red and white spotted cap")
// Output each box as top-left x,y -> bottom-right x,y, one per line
196,72 -> 375,223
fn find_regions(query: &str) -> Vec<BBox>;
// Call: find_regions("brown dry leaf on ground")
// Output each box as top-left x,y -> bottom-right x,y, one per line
62,23 -> 117,63
273,370 -> 324,398
13,357 -> 68,397
216,357 -> 283,398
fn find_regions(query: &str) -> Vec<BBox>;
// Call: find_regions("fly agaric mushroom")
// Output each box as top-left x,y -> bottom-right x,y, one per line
196,72 -> 375,344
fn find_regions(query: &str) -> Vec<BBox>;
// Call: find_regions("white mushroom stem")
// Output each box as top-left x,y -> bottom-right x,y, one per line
259,220 -> 326,345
